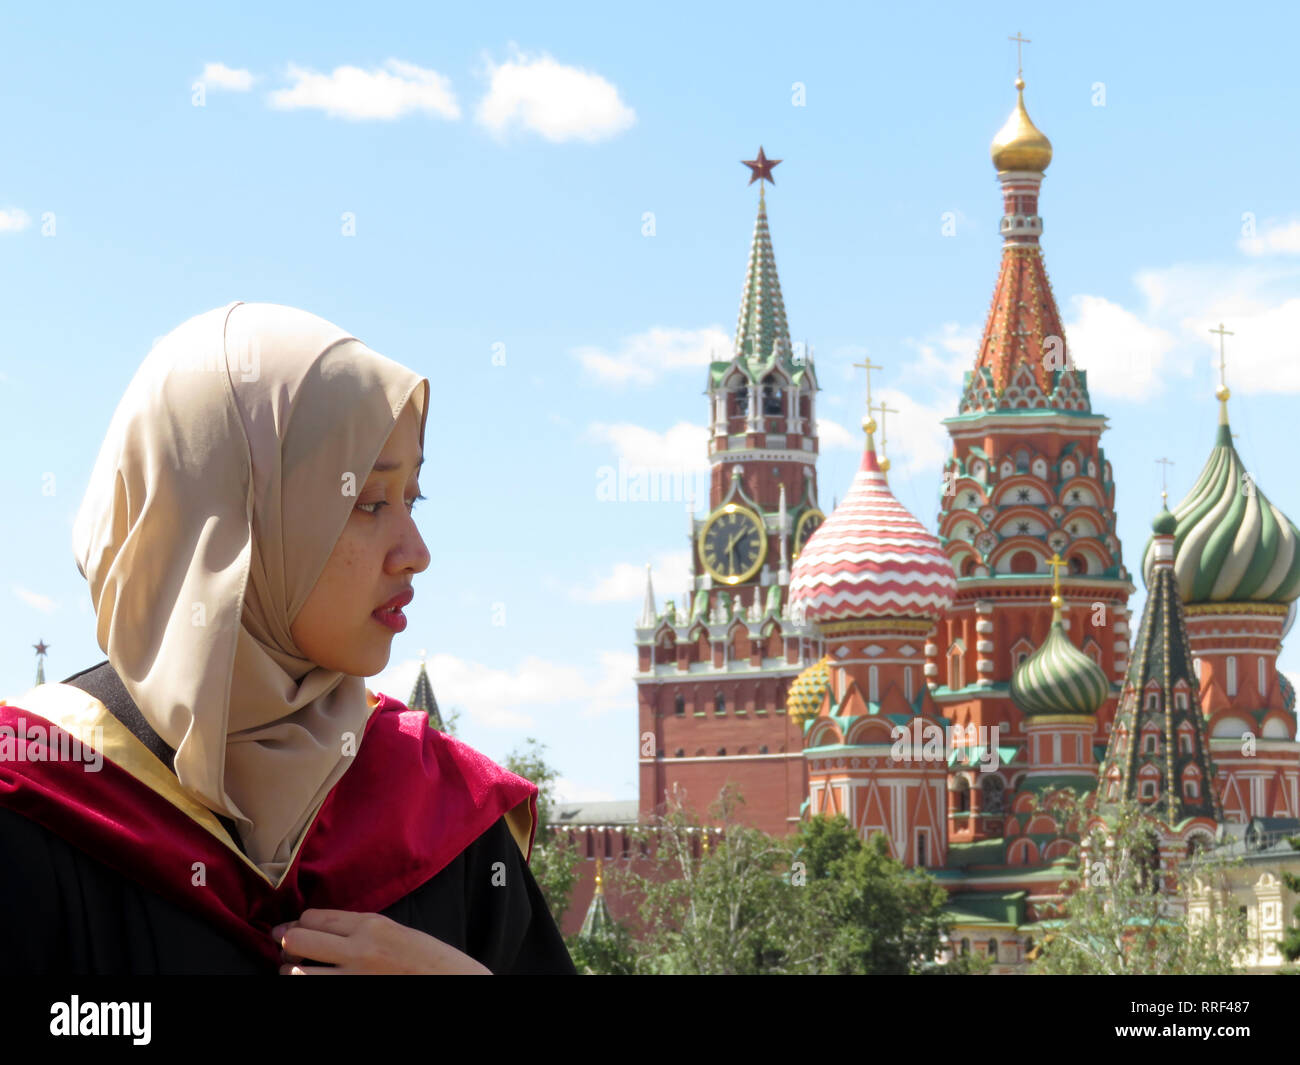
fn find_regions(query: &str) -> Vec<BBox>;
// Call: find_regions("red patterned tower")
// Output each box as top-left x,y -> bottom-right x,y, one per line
930,76 -> 1133,844
787,411 -> 957,866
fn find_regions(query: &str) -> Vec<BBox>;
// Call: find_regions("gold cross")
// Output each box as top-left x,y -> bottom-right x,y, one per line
1155,457 -> 1174,495
1047,550 -> 1068,599
1209,323 -> 1233,388
852,357 -> 883,410
872,400 -> 899,453
1008,32 -> 1031,77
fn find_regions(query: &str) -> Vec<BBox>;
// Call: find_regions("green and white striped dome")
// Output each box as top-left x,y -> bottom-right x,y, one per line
1142,408 -> 1300,603
1010,614 -> 1110,717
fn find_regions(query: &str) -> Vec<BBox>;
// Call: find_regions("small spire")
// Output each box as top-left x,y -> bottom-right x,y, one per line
407,656 -> 443,730
639,563 -> 657,628
594,854 -> 605,896
33,639 -> 49,686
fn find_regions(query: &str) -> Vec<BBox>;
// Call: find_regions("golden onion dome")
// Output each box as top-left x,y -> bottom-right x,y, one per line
991,77 -> 1052,173
787,656 -> 832,723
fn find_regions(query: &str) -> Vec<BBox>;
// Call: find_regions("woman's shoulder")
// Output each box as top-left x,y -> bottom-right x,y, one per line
357,691 -> 539,861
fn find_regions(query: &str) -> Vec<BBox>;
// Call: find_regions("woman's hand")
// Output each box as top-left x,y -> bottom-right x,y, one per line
273,909 -> 491,974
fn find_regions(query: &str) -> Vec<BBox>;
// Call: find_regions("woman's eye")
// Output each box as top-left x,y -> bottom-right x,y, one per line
357,493 -> 426,517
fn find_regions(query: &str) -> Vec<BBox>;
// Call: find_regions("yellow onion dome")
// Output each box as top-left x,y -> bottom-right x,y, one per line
991,77 -> 1053,173
787,656 -> 832,724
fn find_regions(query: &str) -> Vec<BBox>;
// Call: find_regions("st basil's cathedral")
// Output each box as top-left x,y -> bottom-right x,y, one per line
629,70 -> 1300,969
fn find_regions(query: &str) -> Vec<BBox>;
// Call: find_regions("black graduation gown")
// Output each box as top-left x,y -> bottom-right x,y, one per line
0,662 -> 576,976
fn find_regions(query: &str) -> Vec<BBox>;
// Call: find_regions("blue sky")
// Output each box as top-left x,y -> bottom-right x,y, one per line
4,1 -> 1300,803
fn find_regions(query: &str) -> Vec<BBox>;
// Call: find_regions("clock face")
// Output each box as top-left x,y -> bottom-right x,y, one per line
699,504 -> 767,585
793,508 -> 825,558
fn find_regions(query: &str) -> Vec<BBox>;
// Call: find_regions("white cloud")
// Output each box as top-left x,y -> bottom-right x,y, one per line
200,62 -> 255,91
552,777 -> 618,803
1239,218 -> 1300,257
584,420 -> 709,472
0,208 -> 31,233
370,650 -> 635,727
569,549 -> 692,605
574,325 -> 729,386
268,59 -> 459,121
815,416 -> 857,451
1093,261 -> 1300,395
1063,293 -> 1179,401
902,322 -> 980,391
13,586 -> 56,613
874,388 -> 953,478
476,49 -> 634,142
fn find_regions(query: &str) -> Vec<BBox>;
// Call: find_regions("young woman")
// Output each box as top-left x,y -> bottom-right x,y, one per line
0,301 -> 575,975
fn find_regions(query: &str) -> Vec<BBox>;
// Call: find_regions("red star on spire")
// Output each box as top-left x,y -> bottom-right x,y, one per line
742,146 -> 781,186
33,639 -> 49,656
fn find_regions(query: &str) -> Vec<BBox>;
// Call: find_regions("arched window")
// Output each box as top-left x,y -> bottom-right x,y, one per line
1143,733 -> 1159,755
1259,656 -> 1268,697
674,693 -> 685,716
715,691 -> 726,714
1227,656 -> 1238,697
1010,550 -> 1037,574
916,830 -> 929,866
1174,691 -> 1187,711
982,775 -> 1005,814
731,384 -> 748,418
953,776 -> 971,813
761,375 -> 783,415
1068,554 -> 1086,575
949,649 -> 964,690
987,938 -> 998,960
904,667 -> 914,702
868,665 -> 879,703
962,557 -> 977,577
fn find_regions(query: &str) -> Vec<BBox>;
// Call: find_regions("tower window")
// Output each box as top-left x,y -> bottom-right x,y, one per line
904,667 -> 914,702
916,830 -> 928,866
762,376 -> 783,415
868,665 -> 879,703
715,691 -> 726,714
1227,656 -> 1238,697
731,386 -> 748,417
1068,554 -> 1086,575
1140,780 -> 1156,799
1259,657 -> 1267,697
674,694 -> 685,716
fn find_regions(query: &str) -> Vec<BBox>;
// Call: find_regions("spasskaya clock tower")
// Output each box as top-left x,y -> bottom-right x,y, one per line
634,149 -> 824,837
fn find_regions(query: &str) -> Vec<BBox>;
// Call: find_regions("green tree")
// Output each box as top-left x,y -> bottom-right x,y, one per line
1276,834 -> 1300,968
504,737 -> 581,929
1031,791 -> 1247,974
787,814 -> 956,974
615,789 -> 955,974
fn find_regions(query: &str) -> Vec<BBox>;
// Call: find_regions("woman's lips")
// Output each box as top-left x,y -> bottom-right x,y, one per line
371,606 -> 407,633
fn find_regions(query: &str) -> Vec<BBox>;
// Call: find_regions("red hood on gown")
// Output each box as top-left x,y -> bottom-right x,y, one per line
0,685 -> 538,968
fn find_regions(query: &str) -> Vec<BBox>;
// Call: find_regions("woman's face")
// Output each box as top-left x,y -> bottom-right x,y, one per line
290,398 -> 429,677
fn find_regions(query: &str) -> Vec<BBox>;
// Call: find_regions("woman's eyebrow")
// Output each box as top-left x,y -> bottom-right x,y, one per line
371,454 -> 425,473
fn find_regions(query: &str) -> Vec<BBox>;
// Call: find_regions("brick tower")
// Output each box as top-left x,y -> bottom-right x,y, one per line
929,75 -> 1134,844
635,150 -> 823,836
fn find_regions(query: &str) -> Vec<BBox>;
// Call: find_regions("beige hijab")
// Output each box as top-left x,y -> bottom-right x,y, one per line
72,301 -> 429,882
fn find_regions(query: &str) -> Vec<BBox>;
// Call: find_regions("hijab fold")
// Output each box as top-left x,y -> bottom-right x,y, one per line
72,301 -> 429,881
